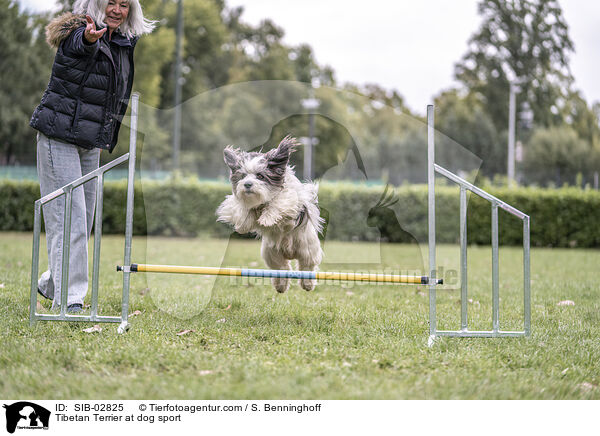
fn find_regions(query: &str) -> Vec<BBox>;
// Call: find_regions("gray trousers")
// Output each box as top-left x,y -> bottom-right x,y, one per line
36,132 -> 100,308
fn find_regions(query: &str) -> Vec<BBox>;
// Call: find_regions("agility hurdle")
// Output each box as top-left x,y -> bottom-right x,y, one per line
29,93 -> 139,333
29,96 -> 530,343
426,105 -> 531,346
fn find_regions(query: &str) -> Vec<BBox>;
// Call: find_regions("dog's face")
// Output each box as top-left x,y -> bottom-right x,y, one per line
224,136 -> 297,209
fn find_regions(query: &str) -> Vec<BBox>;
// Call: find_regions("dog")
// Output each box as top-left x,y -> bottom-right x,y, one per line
216,136 -> 324,293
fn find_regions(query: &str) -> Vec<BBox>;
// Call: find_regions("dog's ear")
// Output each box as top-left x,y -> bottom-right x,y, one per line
264,136 -> 297,185
266,135 -> 297,171
223,146 -> 241,171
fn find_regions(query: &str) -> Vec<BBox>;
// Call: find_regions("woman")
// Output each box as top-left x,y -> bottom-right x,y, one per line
30,0 -> 155,313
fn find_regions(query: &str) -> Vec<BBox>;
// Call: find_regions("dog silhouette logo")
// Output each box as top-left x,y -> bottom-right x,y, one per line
3,402 -> 50,433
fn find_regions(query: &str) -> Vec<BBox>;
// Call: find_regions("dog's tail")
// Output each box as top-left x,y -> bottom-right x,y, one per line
300,182 -> 325,235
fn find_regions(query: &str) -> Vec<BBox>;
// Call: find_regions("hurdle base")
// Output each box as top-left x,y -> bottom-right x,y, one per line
435,330 -> 527,338
31,314 -> 124,324
117,321 -> 130,334
427,335 -> 436,348
428,330 -> 528,347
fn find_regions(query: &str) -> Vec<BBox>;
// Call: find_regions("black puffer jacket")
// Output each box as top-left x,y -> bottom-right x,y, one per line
30,13 -> 137,152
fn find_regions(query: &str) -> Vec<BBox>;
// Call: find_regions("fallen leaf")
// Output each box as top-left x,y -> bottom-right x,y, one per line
579,382 -> 597,392
224,305 -> 231,311
36,302 -> 44,311
130,310 -> 142,317
557,300 -> 575,306
216,318 -> 226,323
199,370 -> 213,376
83,325 -> 102,333
84,304 -> 91,309
561,367 -> 569,375
176,329 -> 194,336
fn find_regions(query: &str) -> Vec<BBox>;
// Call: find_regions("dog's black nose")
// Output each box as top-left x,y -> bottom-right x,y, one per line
244,182 -> 253,189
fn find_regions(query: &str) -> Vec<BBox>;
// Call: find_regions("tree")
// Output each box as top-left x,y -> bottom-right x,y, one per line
521,126 -> 592,186
151,1 -> 340,173
434,89 -> 503,177
561,90 -> 600,148
0,0 -> 53,164
455,0 -> 574,132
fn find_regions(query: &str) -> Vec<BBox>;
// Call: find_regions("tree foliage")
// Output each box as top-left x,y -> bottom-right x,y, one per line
2,0 -> 598,188
434,89 -> 502,177
453,0 -> 599,185
521,126 -> 595,186
455,0 -> 574,131
0,0 -> 53,164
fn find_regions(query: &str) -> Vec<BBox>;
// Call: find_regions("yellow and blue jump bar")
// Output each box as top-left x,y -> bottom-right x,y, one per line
117,264 -> 443,285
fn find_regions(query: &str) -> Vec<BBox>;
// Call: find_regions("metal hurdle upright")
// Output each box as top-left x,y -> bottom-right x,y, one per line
29,93 -> 139,333
426,105 -> 531,346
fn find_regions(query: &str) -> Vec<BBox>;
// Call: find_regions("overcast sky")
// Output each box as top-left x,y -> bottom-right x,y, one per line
17,0 -> 600,114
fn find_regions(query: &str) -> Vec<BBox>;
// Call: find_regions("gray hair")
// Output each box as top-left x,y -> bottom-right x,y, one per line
73,0 -> 156,39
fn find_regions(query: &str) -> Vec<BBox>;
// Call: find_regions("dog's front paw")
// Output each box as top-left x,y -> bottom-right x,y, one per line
300,278 -> 316,291
258,213 -> 278,228
272,277 -> 290,293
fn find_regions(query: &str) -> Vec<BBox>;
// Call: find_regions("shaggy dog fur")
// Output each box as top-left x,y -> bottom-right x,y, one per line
216,136 -> 324,293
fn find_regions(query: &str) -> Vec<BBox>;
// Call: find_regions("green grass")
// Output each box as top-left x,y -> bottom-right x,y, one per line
0,231 -> 599,399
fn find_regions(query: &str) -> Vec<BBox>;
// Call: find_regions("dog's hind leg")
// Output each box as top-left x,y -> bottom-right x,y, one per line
298,258 -> 317,291
297,235 -> 323,292
261,242 -> 291,293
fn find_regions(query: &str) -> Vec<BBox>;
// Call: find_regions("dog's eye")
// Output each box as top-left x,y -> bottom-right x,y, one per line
256,173 -> 265,180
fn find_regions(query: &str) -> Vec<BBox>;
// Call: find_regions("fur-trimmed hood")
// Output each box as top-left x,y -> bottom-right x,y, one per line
45,12 -> 88,49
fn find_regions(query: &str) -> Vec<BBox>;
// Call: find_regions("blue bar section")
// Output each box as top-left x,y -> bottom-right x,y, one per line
241,269 -> 316,280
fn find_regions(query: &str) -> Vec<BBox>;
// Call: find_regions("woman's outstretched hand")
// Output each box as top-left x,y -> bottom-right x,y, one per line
84,15 -> 107,43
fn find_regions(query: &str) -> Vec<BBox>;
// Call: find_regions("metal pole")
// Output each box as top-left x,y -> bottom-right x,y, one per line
304,112 -> 314,180
90,173 -> 104,320
508,84 -> 516,186
29,201 -> 42,326
172,0 -> 184,172
119,93 -> 139,334
427,105 -> 436,345
60,189 -> 73,316
492,203 -> 500,332
523,216 -> 531,335
301,93 -> 319,181
460,187 -> 468,331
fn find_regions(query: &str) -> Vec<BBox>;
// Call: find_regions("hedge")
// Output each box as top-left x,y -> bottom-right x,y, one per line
2,178 -> 600,248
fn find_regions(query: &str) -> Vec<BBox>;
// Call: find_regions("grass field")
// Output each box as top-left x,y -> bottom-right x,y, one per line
0,231 -> 599,399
